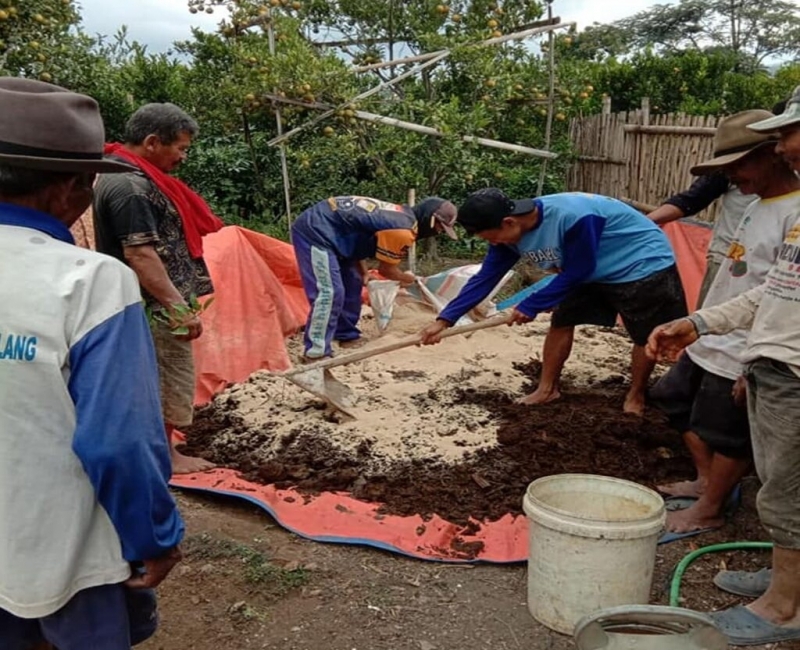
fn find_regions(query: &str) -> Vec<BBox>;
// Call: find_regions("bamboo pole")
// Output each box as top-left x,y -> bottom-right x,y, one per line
536,1 -> 556,195
351,20 -> 576,73
266,9 -> 293,230
263,94 -> 558,158
407,188 -> 416,274
623,125 -> 717,136
267,52 -> 450,147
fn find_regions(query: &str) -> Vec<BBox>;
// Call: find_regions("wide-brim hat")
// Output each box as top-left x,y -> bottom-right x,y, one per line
691,110 -> 778,175
749,85 -> 800,133
0,77 -> 135,173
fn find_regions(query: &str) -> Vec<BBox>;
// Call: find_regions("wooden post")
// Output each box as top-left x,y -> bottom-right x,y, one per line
266,9 -> 293,234
407,188 -> 417,274
602,95 -> 611,115
536,0 -> 556,196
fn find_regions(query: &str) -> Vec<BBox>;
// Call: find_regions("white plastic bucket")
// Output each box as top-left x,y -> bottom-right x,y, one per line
522,474 -> 666,634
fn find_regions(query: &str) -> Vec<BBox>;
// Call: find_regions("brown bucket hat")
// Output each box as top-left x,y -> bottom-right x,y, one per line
691,110 -> 778,175
0,77 -> 134,173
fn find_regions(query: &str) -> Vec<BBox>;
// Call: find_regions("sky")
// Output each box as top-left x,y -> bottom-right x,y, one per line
77,0 -> 662,54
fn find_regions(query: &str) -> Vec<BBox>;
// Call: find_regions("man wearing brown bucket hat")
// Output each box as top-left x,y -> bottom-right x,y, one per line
648,86 -> 800,646
646,96 -> 791,308
649,110 -> 800,542
0,78 -> 184,649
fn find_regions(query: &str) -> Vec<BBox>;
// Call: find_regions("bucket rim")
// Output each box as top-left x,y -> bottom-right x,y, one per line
524,473 -> 665,524
573,604 -> 727,649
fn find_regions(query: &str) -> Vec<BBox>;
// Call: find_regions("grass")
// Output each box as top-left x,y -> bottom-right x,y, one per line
183,533 -> 310,595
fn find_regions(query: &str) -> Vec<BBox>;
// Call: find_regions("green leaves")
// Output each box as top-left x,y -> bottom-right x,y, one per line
146,295 -> 216,337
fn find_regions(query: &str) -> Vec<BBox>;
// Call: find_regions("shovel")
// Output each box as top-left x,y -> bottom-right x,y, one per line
280,311 -> 513,416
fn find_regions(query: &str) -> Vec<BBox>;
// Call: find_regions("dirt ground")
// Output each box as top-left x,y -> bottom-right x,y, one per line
155,302 -> 798,649
141,482 -> 797,650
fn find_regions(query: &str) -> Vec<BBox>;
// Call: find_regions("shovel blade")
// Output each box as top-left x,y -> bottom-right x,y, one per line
285,368 -> 357,417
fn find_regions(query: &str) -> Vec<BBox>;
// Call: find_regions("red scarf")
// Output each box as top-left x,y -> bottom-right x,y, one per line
104,143 -> 224,259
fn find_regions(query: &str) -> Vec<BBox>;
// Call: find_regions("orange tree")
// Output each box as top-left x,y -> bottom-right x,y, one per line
0,0 -> 80,80
174,0 -> 587,247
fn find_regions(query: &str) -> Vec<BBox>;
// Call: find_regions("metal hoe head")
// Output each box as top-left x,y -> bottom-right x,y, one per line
284,367 -> 357,418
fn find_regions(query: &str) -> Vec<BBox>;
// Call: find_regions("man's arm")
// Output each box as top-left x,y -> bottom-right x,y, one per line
649,173 -> 730,225
692,283 -> 764,334
646,284 -> 764,362
647,204 -> 686,226
374,228 -> 418,285
377,260 -> 416,286
437,244 -> 521,324
124,244 -> 202,340
357,259 -> 370,285
69,290 -> 185,565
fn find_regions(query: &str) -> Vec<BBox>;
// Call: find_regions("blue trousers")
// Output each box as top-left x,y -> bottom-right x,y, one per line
293,233 -> 362,358
0,583 -> 158,650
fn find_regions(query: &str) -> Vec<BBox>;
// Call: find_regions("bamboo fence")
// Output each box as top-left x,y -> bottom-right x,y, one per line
567,100 -> 723,222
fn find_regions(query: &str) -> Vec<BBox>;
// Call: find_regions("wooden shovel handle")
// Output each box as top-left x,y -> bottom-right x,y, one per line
283,312 -> 512,376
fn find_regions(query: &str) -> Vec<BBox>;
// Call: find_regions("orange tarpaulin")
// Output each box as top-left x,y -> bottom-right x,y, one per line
662,219 -> 713,311
192,226 -> 309,404
72,219 -> 714,562
170,469 -> 528,563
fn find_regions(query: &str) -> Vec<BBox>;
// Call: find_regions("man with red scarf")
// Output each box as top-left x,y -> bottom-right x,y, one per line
94,103 -> 223,475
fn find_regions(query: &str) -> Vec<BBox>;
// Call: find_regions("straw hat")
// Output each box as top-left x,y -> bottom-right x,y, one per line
691,110 -> 778,175
0,77 -> 134,173
749,85 -> 800,133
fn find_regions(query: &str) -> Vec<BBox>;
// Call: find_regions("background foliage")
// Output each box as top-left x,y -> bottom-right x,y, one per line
2,0 -> 798,252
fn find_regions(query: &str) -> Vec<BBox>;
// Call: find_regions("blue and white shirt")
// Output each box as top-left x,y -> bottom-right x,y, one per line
440,193 -> 676,323
0,204 -> 184,618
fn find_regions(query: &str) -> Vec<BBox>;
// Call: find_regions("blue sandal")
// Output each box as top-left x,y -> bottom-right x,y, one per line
713,568 -> 772,598
709,605 -> 800,646
657,485 -> 742,544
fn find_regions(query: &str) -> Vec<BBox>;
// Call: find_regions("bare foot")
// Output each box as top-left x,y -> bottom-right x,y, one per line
623,392 -> 646,416
516,385 -> 561,406
748,595 -> 800,626
666,505 -> 724,533
657,478 -> 705,498
171,448 -> 216,475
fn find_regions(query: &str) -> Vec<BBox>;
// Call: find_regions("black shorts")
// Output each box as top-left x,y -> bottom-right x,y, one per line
649,353 -> 751,458
551,265 -> 688,346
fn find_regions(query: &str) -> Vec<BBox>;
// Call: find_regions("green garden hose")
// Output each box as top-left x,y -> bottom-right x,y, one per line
669,541 -> 774,607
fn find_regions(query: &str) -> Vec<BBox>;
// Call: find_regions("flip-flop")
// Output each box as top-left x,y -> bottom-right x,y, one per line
657,485 -> 742,544
658,526 -> 720,544
664,484 -> 742,512
708,605 -> 800,646
713,568 -> 772,598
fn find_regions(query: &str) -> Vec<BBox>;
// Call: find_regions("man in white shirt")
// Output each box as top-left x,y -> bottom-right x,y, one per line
0,79 -> 184,648
649,110 -> 800,537
647,85 -> 800,647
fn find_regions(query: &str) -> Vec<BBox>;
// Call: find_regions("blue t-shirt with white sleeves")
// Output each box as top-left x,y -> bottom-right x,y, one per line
439,192 -> 676,323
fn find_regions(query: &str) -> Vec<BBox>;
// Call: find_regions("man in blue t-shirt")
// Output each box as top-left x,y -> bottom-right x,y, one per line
420,189 -> 687,415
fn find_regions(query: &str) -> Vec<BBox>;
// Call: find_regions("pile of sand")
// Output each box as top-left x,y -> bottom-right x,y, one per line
198,299 -> 635,470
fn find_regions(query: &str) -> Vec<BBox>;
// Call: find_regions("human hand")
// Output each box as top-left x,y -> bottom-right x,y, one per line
732,375 -> 747,407
125,547 -> 183,589
507,308 -> 534,326
174,313 -> 203,341
645,318 -> 698,362
419,319 -> 448,345
399,272 -> 417,287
